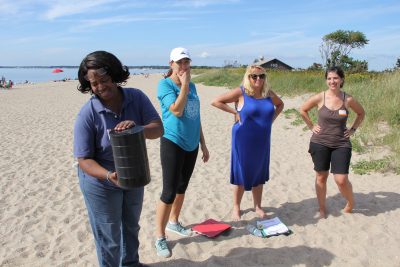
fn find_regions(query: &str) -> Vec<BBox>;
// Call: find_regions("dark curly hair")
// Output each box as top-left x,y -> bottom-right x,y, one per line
325,66 -> 345,88
77,51 -> 130,93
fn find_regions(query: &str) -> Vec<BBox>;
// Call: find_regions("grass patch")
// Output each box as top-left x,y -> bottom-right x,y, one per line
283,108 -> 304,126
283,107 -> 318,130
351,138 -> 365,153
351,157 -> 391,175
192,68 -> 244,88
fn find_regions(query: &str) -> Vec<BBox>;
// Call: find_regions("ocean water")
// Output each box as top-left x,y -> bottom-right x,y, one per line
0,67 -> 167,84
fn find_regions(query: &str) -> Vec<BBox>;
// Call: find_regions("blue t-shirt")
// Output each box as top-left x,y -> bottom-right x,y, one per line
73,87 -> 160,172
157,78 -> 200,151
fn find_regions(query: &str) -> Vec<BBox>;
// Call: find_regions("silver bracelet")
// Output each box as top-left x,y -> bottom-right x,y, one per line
106,171 -> 112,182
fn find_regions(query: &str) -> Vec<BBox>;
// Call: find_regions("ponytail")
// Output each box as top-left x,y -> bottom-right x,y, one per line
163,68 -> 173,78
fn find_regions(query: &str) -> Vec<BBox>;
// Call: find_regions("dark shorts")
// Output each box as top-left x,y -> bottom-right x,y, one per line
308,142 -> 352,174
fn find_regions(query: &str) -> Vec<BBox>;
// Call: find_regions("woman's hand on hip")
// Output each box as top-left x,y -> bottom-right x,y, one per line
311,124 -> 321,134
234,112 -> 241,124
344,128 -> 355,138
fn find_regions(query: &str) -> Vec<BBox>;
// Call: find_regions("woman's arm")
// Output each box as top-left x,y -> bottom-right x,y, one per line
345,96 -> 365,137
78,118 -> 163,185
299,93 -> 322,133
212,87 -> 242,122
143,119 -> 164,139
199,123 -> 209,162
269,90 -> 284,122
169,70 -> 191,117
211,87 -> 242,115
78,157 -> 119,185
114,119 -> 163,139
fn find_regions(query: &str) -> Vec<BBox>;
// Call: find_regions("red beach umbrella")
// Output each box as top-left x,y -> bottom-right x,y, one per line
52,68 -> 64,73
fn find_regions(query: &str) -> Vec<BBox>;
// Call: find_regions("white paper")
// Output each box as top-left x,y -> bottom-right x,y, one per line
257,217 -> 290,236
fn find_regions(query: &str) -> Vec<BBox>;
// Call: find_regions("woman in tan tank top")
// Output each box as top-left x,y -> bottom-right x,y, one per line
299,66 -> 365,219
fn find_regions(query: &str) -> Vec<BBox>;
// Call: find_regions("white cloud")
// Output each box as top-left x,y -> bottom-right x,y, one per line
170,0 -> 239,8
189,31 -> 322,67
43,0 -> 116,20
199,52 -> 209,58
70,14 -> 186,31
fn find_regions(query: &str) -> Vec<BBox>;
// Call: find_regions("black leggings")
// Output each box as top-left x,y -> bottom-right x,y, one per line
160,137 -> 199,204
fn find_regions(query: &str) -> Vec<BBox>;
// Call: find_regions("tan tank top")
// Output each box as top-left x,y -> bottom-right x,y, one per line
310,92 -> 351,148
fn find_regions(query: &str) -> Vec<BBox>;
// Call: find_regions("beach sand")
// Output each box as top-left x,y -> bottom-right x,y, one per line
1,74 -> 399,267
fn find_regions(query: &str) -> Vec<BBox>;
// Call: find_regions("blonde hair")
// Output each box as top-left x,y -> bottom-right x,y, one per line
242,65 -> 270,97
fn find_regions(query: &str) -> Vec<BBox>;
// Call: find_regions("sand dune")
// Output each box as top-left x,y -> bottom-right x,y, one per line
0,74 -> 399,267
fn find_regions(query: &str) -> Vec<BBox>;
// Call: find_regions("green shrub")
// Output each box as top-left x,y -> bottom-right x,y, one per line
283,108 -> 305,126
351,138 -> 365,153
351,157 -> 391,175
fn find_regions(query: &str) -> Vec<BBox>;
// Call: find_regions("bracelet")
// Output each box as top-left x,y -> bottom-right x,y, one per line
351,127 -> 357,132
106,171 -> 112,182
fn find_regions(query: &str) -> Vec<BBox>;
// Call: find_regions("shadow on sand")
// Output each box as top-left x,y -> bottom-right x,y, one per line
147,191 -> 399,266
147,245 -> 334,267
173,191 -> 400,245
266,191 -> 400,227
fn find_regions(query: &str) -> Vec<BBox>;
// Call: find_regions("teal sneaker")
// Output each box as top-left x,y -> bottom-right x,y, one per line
155,237 -> 171,258
166,222 -> 193,237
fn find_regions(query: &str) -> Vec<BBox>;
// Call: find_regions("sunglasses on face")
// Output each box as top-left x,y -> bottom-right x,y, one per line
249,74 -> 266,80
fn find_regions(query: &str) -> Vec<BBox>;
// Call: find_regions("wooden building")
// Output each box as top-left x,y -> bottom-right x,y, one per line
255,58 -> 293,70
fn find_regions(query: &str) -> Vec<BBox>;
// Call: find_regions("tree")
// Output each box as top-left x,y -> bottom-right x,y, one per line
340,55 -> 368,72
320,30 -> 369,69
223,60 -> 241,68
396,57 -> 400,69
307,62 -> 323,71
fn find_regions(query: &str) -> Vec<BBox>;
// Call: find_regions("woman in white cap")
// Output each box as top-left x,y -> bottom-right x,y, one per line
154,47 -> 210,258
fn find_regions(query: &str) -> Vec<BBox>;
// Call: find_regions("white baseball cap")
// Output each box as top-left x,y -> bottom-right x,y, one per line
170,47 -> 191,62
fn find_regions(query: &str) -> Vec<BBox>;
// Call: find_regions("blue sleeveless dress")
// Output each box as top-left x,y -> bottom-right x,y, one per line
231,87 -> 275,191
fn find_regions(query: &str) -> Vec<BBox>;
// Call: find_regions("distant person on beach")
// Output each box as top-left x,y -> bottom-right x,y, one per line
73,50 -> 163,266
154,47 -> 209,258
299,66 -> 365,219
2,80 -> 13,89
211,64 -> 284,220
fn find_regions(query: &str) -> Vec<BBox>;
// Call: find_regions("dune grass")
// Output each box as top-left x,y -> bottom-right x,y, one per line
193,68 -> 400,174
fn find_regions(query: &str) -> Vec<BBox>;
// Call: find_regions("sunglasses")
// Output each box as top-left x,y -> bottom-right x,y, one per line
249,74 -> 266,80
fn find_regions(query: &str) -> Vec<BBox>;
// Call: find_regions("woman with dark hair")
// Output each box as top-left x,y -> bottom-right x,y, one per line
154,47 -> 209,258
211,64 -> 284,220
74,50 -> 163,266
300,66 -> 365,219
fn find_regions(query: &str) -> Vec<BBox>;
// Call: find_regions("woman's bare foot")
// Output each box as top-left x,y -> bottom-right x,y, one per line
319,209 -> 327,219
232,206 -> 241,221
343,202 -> 353,213
255,206 -> 266,218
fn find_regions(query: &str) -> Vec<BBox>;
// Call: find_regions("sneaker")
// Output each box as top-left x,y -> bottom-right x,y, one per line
166,221 -> 193,237
155,237 -> 171,258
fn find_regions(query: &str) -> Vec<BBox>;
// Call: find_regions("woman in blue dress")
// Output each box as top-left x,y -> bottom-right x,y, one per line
212,65 -> 284,220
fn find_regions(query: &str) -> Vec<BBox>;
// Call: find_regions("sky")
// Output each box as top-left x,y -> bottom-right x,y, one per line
1,0 -> 399,71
